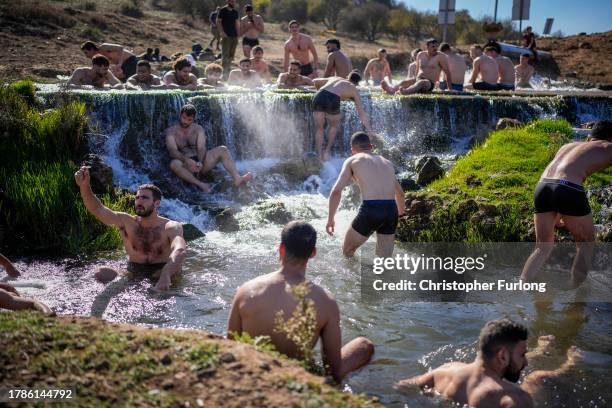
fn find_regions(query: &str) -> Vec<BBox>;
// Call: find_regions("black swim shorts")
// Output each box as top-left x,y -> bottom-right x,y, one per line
473,81 -> 500,91
351,200 -> 399,237
497,83 -> 515,91
312,89 -> 341,115
127,261 -> 167,278
300,62 -> 314,76
242,36 -> 259,47
534,178 -> 591,216
121,55 -> 139,83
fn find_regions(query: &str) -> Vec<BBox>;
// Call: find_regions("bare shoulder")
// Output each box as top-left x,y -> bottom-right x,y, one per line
163,219 -> 184,234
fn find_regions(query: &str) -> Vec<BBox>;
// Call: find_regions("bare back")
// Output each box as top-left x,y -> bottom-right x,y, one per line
319,77 -> 357,100
475,55 -> 499,84
417,51 -> 447,82
445,52 -> 467,85
326,51 -> 352,78
349,153 -> 397,200
496,55 -> 515,84
542,140 -> 612,184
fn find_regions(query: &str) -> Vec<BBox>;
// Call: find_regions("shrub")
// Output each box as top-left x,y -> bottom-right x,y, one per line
119,0 -> 144,18
1,1 -> 76,28
268,0 -> 308,23
78,1 -> 97,11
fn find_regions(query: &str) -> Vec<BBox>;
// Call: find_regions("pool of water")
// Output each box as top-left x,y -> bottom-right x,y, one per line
5,163 -> 611,407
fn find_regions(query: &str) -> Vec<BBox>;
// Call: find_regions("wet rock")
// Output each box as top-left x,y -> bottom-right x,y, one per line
182,223 -> 204,242
81,154 -> 113,193
465,175 -> 482,187
269,153 -> 323,183
160,354 -> 172,366
415,155 -> 441,170
406,199 -> 430,216
495,118 -> 523,130
381,146 -> 407,167
213,208 -> 240,232
457,199 -> 478,221
399,176 -> 419,191
219,352 -> 236,364
253,200 -> 293,224
416,157 -> 444,186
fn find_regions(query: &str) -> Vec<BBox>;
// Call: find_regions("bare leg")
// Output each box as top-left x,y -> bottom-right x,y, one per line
399,79 -> 433,95
375,233 -> 395,258
343,227 -> 370,258
323,113 -> 341,161
94,266 -> 119,283
0,289 -> 53,315
169,159 -> 210,192
242,45 -> 251,58
381,78 -> 398,95
313,111 -> 326,158
202,146 -> 252,187
521,212 -> 557,282
339,337 -> 375,380
562,214 -> 595,288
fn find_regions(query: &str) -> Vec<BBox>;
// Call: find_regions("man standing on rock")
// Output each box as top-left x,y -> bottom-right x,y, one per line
312,71 -> 373,161
165,104 -> 252,193
240,4 -> 264,58
75,168 -> 186,291
327,132 -> 406,257
439,43 -> 466,92
81,41 -> 138,82
227,221 -> 374,383
364,48 -> 392,86
381,38 -> 452,95
283,20 -> 319,78
218,0 -> 241,79
323,39 -> 352,79
521,120 -> 612,287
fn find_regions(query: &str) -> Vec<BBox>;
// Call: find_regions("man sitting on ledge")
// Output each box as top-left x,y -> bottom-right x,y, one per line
67,54 -> 123,89
163,57 -> 198,90
126,60 -> 165,90
227,221 -> 374,383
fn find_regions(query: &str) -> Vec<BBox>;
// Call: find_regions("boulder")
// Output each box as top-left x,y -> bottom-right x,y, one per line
399,176 -> 419,191
214,208 -> 240,232
81,154 -> 113,193
182,223 -> 204,241
269,153 -> 322,184
253,200 -> 293,224
416,157 -> 444,186
415,155 -> 441,171
495,118 -> 523,130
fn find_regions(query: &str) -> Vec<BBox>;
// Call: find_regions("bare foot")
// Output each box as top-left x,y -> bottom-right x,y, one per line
198,182 -> 211,193
381,79 -> 397,95
235,172 -> 253,187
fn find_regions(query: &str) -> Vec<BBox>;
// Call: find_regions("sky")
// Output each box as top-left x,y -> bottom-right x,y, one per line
399,0 -> 612,35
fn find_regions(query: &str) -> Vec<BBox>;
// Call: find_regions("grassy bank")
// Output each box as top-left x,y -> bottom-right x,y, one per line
0,81 -> 132,255
0,312 -> 379,408
397,119 -> 612,242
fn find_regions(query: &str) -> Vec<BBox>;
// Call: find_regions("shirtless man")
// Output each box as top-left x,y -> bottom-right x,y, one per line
381,39 -> 452,95
81,41 -> 138,82
67,54 -> 122,89
163,57 -> 198,90
250,46 -> 271,82
323,39 -> 352,79
407,48 -> 421,80
283,20 -> 319,78
469,45 -> 500,91
439,43 -> 466,92
240,4 -> 264,58
395,319 -> 583,408
227,221 -> 374,383
126,60 -> 165,90
0,254 -> 53,315
327,132 -> 405,257
312,72 -> 373,161
364,48 -> 392,86
521,120 -> 612,287
227,58 -> 262,88
515,53 -> 535,88
197,63 -> 225,88
485,46 -> 516,91
165,104 -> 252,192
277,61 -> 314,89
75,169 -> 186,291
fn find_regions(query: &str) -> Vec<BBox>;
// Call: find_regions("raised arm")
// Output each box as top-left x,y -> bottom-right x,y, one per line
74,166 -> 127,227
326,159 -> 353,235
352,91 -> 372,132
154,221 -> 186,291
320,298 -> 342,383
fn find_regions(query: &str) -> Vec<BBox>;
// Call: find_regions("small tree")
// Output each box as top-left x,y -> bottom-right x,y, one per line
308,0 -> 347,30
341,2 -> 389,42
268,0 -> 308,23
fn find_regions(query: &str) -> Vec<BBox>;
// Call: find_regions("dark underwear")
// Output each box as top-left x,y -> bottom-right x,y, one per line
534,178 -> 591,216
473,81 -> 500,91
417,77 -> 435,92
497,82 -> 515,91
439,81 -> 464,92
127,261 -> 167,278
351,200 -> 399,237
371,79 -> 382,86
300,62 -> 314,76
312,89 -> 341,115
242,36 -> 259,47
121,55 -> 139,83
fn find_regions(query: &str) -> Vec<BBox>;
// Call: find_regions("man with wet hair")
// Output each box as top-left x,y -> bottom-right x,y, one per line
323,39 -> 352,79
283,20 -> 319,78
396,319 -> 583,408
521,120 -> 612,287
218,0 -> 241,78
312,71 -> 373,161
227,58 -> 262,88
80,41 -> 138,82
198,63 -> 225,88
165,104 -> 252,193
75,169 -> 186,291
364,48 -> 392,86
126,60 -> 165,90
381,38 -> 452,95
67,54 -> 123,89
327,132 -> 405,257
469,45 -> 500,91
163,57 -> 198,90
515,53 -> 535,88
277,61 -> 314,89
227,221 -> 374,383
439,43 -> 466,92
485,45 -> 516,91
240,4 -> 264,58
